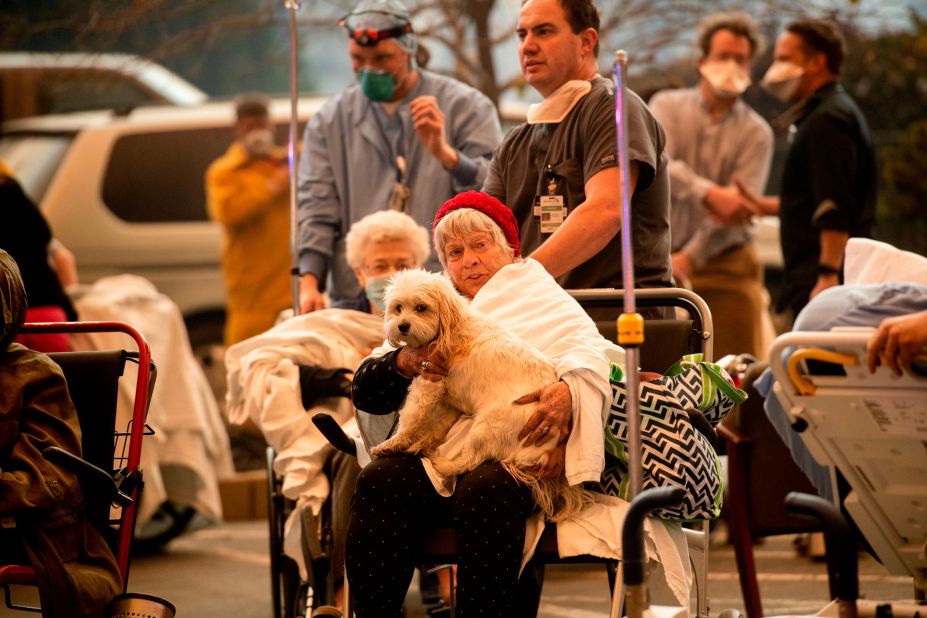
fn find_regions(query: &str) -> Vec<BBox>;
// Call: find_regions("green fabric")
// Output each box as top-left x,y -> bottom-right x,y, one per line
664,353 -> 748,408
609,362 -> 623,382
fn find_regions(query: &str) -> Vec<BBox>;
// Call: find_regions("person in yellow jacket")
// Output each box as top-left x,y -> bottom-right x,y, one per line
206,95 -> 292,344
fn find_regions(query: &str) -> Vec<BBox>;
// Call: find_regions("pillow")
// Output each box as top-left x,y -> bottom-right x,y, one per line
844,238 -> 927,285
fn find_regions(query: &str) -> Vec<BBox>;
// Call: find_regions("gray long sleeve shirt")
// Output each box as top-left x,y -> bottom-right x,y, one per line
297,70 -> 501,305
649,87 -> 773,266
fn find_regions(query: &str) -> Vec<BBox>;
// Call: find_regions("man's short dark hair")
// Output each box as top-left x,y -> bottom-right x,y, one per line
235,94 -> 270,121
557,0 -> 601,56
697,11 -> 765,60
786,19 -> 847,76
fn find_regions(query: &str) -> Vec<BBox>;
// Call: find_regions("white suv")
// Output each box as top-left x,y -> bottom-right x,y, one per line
0,97 -> 325,347
0,52 -> 209,121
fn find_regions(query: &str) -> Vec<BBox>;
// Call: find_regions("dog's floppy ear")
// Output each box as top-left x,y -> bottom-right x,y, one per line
432,276 -> 467,359
382,270 -> 407,313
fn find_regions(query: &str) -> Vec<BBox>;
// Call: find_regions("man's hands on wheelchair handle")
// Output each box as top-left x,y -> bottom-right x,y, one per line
866,309 -> 927,376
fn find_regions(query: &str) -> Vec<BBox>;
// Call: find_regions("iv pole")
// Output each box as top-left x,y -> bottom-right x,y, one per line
285,0 -> 302,315
613,49 -> 644,499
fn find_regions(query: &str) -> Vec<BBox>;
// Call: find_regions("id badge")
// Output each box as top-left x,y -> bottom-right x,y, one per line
535,167 -> 567,232
539,195 -> 566,234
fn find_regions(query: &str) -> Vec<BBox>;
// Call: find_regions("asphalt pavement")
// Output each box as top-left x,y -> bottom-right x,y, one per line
2,520 -> 912,618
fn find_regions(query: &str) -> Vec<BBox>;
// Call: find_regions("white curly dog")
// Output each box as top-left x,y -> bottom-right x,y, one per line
370,269 -> 589,520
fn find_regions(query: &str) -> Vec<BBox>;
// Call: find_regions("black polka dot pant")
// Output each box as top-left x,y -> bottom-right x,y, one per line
345,454 -> 534,617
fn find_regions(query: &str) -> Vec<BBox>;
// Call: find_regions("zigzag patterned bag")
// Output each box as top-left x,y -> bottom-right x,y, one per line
592,355 -> 747,520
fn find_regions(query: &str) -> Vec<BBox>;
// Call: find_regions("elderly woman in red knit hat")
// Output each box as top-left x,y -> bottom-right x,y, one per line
346,191 -> 631,618
346,191 -> 735,616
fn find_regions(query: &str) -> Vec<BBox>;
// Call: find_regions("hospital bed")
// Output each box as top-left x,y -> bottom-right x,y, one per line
768,329 -> 927,605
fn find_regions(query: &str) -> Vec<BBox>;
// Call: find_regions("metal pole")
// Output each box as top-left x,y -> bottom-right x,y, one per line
285,0 -> 302,315
613,50 -> 643,499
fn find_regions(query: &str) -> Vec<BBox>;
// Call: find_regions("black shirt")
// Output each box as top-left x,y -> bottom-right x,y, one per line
778,82 -> 877,314
0,176 -> 77,320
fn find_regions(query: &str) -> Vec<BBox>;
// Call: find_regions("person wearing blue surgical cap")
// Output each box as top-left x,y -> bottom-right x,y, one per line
296,0 -> 502,315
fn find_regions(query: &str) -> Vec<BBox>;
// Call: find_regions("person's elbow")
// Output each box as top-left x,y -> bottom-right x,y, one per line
586,193 -> 621,233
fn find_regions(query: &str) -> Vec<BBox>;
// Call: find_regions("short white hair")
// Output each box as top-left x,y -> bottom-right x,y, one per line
433,208 -> 514,269
345,210 -> 430,270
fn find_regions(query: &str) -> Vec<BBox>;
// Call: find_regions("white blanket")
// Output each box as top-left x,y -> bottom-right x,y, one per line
225,309 -> 382,509
473,260 -> 691,607
71,275 -> 234,527
225,309 -> 382,579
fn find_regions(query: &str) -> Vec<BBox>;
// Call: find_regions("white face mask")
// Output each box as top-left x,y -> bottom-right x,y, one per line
761,61 -> 805,103
699,60 -> 751,99
242,128 -> 275,158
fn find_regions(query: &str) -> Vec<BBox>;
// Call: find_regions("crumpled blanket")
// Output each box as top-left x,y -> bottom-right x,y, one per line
225,309 -> 382,510
225,309 -> 382,580
71,275 -> 234,527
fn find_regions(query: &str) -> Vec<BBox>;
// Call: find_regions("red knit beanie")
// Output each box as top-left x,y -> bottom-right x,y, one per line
433,191 -> 521,257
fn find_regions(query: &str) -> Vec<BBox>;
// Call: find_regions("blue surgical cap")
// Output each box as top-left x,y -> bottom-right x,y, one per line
341,0 -> 416,55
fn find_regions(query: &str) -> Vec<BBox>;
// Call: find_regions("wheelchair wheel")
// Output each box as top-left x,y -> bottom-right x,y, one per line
283,556 -> 310,618
267,447 -> 285,618
268,446 -> 338,618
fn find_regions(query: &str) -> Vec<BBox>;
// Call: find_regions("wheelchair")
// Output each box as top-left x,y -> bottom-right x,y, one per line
267,445 -> 341,618
288,287 -> 721,618
0,321 -> 158,614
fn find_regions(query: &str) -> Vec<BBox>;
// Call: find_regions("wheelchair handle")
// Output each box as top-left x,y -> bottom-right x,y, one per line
311,413 -> 357,457
621,486 -> 685,586
786,348 -> 859,396
785,492 -> 859,605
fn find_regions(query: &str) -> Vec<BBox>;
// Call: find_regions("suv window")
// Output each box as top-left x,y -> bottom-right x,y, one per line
102,122 -> 303,224
1,71 -> 162,117
0,133 -> 73,203
102,127 -> 230,223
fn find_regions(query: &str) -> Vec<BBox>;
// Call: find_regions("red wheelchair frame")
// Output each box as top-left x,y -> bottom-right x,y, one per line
0,321 -> 154,609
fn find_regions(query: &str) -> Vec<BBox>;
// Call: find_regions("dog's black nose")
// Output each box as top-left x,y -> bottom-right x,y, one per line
398,322 -> 411,334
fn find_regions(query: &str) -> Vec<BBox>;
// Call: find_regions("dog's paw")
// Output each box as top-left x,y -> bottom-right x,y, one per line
429,455 -> 465,477
369,444 -> 388,458
370,439 -> 404,458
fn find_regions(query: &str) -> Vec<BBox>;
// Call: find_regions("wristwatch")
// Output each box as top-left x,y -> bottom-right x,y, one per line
818,263 -> 841,276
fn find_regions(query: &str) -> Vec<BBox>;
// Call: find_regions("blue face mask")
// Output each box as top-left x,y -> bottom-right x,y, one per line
357,68 -> 397,102
365,276 -> 390,312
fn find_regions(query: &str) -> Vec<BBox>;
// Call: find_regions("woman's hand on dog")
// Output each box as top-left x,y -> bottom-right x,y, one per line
515,381 -> 572,447
397,344 -> 448,382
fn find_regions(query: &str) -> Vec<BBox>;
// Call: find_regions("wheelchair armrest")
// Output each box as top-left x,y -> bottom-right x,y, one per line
311,413 -> 357,457
716,423 -> 749,446
43,446 -> 134,507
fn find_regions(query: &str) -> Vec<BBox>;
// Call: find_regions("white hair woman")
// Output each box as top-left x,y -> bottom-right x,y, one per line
225,209 -> 431,611
344,209 -> 430,314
